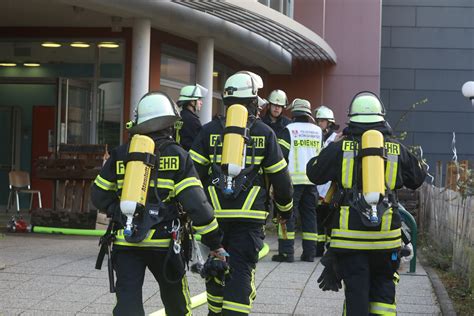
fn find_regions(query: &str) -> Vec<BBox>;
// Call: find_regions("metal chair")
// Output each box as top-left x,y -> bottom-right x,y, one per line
7,170 -> 43,213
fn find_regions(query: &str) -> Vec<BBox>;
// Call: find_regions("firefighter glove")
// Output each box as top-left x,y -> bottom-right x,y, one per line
107,203 -> 126,226
317,250 -> 342,292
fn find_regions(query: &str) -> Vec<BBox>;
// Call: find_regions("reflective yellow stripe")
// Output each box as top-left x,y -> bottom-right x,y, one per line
223,300 -> 251,314
264,158 -> 287,174
330,238 -> 402,250
369,302 -> 396,315
393,272 -> 400,285
193,218 -> 218,235
339,206 -> 350,230
215,209 -> 268,220
94,175 -> 117,191
208,304 -> 222,313
332,228 -> 401,239
385,154 -> 398,190
317,234 -> 327,242
278,138 -> 290,150
209,154 -> 264,165
302,232 -> 318,241
242,186 -> 260,210
182,276 -> 192,316
208,186 -> 222,210
249,268 -> 256,303
114,229 -> 171,247
381,208 -> 393,231
341,151 -> 354,189
290,172 -> 312,185
275,199 -> 293,212
117,178 -> 174,190
189,149 -> 210,165
207,293 -> 223,304
175,177 -> 202,195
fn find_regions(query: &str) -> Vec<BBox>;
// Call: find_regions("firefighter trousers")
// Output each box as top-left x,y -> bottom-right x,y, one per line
315,203 -> 332,256
112,248 -> 191,316
337,251 -> 400,316
206,222 -> 264,315
278,185 -> 317,256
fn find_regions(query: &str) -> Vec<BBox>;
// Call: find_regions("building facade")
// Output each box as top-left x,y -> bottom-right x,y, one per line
0,0 -> 382,207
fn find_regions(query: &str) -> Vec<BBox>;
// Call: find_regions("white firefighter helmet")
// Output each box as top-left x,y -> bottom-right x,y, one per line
290,98 -> 312,117
223,71 -> 263,99
178,84 -> 208,103
268,89 -> 288,107
129,91 -> 180,135
348,91 -> 386,123
314,105 -> 336,123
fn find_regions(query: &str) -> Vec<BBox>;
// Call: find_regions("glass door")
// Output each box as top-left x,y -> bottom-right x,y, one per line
57,78 -> 93,147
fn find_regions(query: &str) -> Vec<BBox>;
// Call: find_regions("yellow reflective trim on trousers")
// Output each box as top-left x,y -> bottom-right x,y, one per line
278,138 -> 290,150
279,226 -> 295,239
193,218 -> 219,235
330,238 -> 402,250
302,232 -> 318,241
339,206 -> 350,230
223,300 -> 251,314
250,268 -> 256,303
393,272 -> 400,285
182,276 -> 192,316
264,158 -> 287,174
369,301 -> 396,315
242,186 -> 260,210
207,293 -> 223,304
208,304 -> 222,313
214,209 -> 268,220
175,177 -> 202,195
341,152 -> 354,189
114,230 -> 172,247
209,154 -> 264,165
190,149 -> 210,165
208,186 -> 222,210
381,208 -> 393,231
94,175 -> 117,191
275,199 -> 293,212
332,228 -> 401,239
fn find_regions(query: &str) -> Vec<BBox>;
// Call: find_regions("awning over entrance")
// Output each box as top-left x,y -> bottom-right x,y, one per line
173,0 -> 337,63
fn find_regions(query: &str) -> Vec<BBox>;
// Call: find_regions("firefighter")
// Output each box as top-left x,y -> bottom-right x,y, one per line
307,91 -> 426,315
175,84 -> 208,151
91,91 -> 225,316
261,89 -> 291,137
273,98 -> 322,262
313,105 -> 340,256
190,71 -> 293,315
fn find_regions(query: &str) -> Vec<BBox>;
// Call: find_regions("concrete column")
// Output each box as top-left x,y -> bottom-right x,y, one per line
130,18 -> 151,118
197,37 -> 214,125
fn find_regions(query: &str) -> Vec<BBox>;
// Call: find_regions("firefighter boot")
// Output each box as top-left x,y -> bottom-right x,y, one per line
271,253 -> 295,263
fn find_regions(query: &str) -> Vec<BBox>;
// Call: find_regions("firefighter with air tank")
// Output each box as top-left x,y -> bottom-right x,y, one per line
91,91 -> 226,316
190,71 -> 293,315
273,98 -> 323,263
306,91 -> 426,315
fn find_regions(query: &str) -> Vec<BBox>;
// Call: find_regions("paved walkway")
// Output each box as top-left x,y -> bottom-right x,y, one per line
0,232 -> 441,315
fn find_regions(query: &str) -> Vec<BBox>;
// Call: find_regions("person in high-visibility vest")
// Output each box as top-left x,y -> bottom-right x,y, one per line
307,91 -> 426,315
190,71 -> 293,315
273,98 -> 323,262
313,105 -> 340,257
174,84 -> 208,151
92,91 -> 225,316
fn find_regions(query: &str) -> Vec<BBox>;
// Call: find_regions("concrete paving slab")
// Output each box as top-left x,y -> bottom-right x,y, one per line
0,232 -> 445,315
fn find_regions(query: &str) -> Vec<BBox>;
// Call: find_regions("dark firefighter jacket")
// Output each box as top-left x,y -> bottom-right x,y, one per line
189,115 -> 293,224
306,122 -> 426,252
91,136 -> 221,250
175,107 -> 202,151
261,111 -> 291,138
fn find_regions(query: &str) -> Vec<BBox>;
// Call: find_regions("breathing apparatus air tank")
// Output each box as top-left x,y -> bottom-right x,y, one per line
221,104 -> 248,195
120,134 -> 155,236
361,130 -> 385,223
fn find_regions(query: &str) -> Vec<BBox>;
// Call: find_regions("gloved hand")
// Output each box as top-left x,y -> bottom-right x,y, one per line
400,242 -> 414,263
199,256 -> 231,281
209,247 -> 229,262
317,250 -> 342,292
